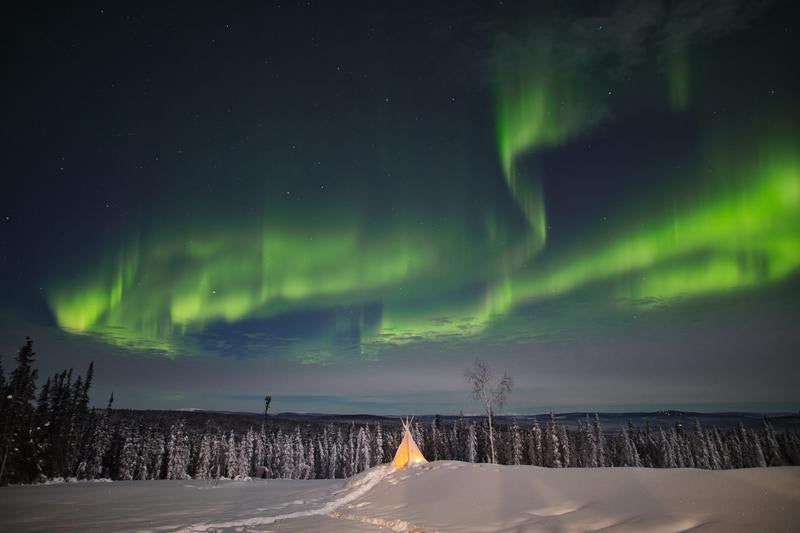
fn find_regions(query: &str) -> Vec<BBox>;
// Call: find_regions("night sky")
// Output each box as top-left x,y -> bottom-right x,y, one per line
1,1 -> 798,414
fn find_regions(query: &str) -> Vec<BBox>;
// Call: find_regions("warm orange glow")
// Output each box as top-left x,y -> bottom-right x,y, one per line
392,419 -> 428,469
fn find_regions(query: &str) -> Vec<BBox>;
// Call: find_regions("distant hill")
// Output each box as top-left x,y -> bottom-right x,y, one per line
110,409 -> 800,432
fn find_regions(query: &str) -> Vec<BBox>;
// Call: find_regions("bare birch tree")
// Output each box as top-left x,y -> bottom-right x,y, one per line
465,358 -> 513,464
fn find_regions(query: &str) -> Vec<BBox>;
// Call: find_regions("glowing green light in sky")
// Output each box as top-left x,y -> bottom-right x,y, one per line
502,130 -> 800,309
46,18 -> 799,365
491,32 -> 611,246
50,135 -> 800,359
492,43 -> 581,245
365,275 -> 515,348
667,47 -> 690,111
365,134 -> 800,348
48,205 -> 528,355
48,117 -> 800,359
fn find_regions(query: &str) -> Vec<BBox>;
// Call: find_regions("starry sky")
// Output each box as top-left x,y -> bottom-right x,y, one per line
1,1 -> 798,414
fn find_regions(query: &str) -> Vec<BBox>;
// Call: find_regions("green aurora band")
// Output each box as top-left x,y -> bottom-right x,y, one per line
47,16 -> 799,363
48,203 -> 531,355
48,121 -> 799,358
667,46 -> 690,111
362,125 -> 800,347
504,130 -> 800,309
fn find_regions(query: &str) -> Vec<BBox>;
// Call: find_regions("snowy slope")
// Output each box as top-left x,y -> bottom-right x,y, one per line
1,462 -> 798,532
333,462 -> 800,532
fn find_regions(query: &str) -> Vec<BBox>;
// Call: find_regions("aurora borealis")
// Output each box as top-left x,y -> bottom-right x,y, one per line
1,1 -> 798,413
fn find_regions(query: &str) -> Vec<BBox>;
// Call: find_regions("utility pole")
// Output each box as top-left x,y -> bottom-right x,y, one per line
264,395 -> 271,427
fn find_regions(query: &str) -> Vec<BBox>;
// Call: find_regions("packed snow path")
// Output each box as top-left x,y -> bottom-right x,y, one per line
181,465 -> 392,531
1,462 -> 799,531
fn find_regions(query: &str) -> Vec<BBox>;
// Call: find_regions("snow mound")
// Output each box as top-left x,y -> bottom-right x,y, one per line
331,461 -> 800,532
1,462 -> 798,532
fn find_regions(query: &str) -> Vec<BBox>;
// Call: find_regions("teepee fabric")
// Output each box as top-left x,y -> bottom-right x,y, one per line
392,419 -> 428,469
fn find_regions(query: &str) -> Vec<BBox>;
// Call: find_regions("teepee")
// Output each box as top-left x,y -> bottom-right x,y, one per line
392,418 -> 428,469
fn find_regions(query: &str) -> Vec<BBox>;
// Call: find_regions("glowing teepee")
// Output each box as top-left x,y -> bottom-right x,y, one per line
392,418 -> 428,469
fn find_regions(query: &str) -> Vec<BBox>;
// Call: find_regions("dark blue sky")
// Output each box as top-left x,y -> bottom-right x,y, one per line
1,1 -> 798,414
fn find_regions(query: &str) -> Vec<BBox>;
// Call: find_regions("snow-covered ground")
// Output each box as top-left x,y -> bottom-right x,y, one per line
1,462 -> 799,532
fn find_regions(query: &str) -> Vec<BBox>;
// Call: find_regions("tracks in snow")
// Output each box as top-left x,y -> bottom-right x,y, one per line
179,466 -> 393,532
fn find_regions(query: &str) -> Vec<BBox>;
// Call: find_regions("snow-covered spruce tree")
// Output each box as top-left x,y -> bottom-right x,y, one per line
62,374 -> 85,477
235,428 -> 254,479
31,377 -> 51,481
735,423 -> 754,468
166,420 -> 190,480
224,430 -> 238,479
253,431 -> 266,478
86,394 -> 114,479
510,420 -> 523,466
641,422 -> 660,468
658,427 -> 676,468
691,419 -> 711,469
674,424 -> 694,468
526,418 -> 543,466
329,427 -> 341,478
592,414 -> 606,467
345,424 -> 355,477
558,424 -> 573,467
762,418 -> 784,466
264,430 -> 277,478
730,428 -> 745,468
311,435 -> 323,479
357,426 -> 370,472
494,426 -> 506,464
385,425 -> 398,462
711,427 -> 730,469
264,430 -> 276,478
45,369 -> 72,478
783,432 -> 800,465
449,415 -> 463,461
140,427 -> 156,479
413,421 -> 425,458
194,433 -> 212,480
577,417 -> 596,468
134,428 -> 148,481
573,418 -> 585,467
69,362 -> 94,479
615,426 -> 641,467
118,425 -> 139,480
208,432 -> 221,479
705,428 -> 722,470
466,422 -> 478,463
305,437 -> 315,479
666,426 -> 682,468
626,420 -> 642,467
352,426 -> 362,474
630,423 -> 646,467
543,412 -> 562,467
465,359 -> 513,465
431,415 -> 444,461
0,337 -> 38,484
157,426 -> 169,479
292,426 -> 308,479
373,423 -> 384,465
279,429 -> 293,479
747,427 -> 767,468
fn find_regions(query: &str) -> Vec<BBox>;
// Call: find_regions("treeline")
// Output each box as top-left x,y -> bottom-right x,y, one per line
2,338 -> 800,484
0,338 -> 101,484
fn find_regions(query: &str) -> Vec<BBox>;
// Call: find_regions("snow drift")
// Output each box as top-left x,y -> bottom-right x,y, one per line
1,461 -> 798,532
